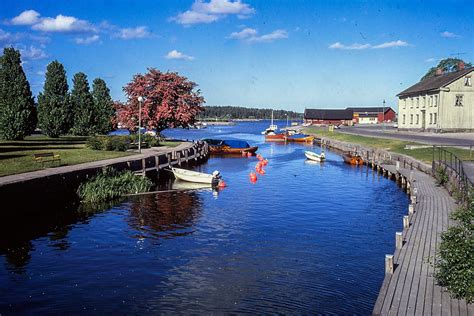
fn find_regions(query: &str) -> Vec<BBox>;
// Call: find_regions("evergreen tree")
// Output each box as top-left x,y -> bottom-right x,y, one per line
0,47 -> 36,140
37,60 -> 72,137
92,78 -> 114,134
71,72 -> 95,135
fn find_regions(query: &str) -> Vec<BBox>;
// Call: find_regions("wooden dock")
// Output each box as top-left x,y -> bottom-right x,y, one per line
372,165 -> 472,315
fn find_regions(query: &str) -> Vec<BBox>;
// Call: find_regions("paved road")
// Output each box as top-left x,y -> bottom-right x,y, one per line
340,126 -> 474,146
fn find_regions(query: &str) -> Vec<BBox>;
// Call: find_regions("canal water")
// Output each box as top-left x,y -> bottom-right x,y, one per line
0,121 -> 408,314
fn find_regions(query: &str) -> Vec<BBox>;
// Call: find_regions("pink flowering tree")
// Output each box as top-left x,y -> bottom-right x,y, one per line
115,68 -> 204,133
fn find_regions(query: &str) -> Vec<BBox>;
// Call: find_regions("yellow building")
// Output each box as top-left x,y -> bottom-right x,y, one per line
397,66 -> 473,131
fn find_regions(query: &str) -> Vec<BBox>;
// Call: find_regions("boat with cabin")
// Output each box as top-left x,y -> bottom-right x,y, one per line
263,110 -> 288,141
203,139 -> 258,154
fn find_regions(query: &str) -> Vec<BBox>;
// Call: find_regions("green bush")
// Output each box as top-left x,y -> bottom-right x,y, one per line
435,166 -> 449,186
77,167 -> 152,204
129,133 -> 159,148
435,192 -> 474,303
86,136 -> 130,151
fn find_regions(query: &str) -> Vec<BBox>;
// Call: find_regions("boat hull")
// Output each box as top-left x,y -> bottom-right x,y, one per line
285,135 -> 315,143
305,151 -> 325,162
265,133 -> 286,142
342,154 -> 364,165
209,145 -> 258,154
171,167 -> 214,184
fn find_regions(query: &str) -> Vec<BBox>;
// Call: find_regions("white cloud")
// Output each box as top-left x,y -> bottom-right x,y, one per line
372,40 -> 408,49
20,45 -> 48,60
329,40 -> 409,50
173,0 -> 255,25
116,26 -> 151,39
75,35 -> 100,45
11,10 -> 40,25
0,29 -> 12,41
165,50 -> 195,60
425,57 -> 436,63
229,28 -> 288,43
440,31 -> 460,38
32,14 -> 96,33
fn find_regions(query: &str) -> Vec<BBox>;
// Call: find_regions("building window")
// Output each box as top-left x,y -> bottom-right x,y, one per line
434,95 -> 438,107
430,96 -> 433,107
410,114 -> 413,124
410,98 -> 413,108
402,114 -> 406,124
433,113 -> 437,124
416,114 -> 419,125
455,95 -> 463,106
429,113 -> 433,124
422,96 -> 426,108
465,76 -> 472,87
403,99 -> 406,109
416,97 -> 419,108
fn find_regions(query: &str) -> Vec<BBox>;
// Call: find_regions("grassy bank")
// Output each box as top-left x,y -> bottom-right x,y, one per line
303,127 -> 473,164
0,136 -> 181,177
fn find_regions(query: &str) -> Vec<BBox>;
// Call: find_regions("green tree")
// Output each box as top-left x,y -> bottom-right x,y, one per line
92,78 -> 114,134
71,72 -> 95,136
0,47 -> 36,140
421,58 -> 472,81
37,60 -> 72,137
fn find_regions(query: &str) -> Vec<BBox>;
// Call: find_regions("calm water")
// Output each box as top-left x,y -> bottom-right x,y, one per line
0,121 -> 408,314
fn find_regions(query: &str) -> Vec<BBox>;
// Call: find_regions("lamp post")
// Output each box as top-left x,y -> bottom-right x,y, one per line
137,96 -> 144,153
382,99 -> 386,131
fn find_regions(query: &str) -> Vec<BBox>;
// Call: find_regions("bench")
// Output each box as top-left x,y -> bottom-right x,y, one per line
33,152 -> 61,167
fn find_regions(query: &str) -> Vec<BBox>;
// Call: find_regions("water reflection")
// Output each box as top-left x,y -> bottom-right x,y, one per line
126,190 -> 204,240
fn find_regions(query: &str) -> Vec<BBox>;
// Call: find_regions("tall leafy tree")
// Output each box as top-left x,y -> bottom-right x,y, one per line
0,47 -> 36,140
92,78 -> 114,134
115,68 -> 204,133
37,60 -> 72,137
421,58 -> 472,81
71,72 -> 95,136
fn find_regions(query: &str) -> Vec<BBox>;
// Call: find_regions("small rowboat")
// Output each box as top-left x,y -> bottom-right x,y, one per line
285,134 -> 315,143
264,131 -> 287,142
305,150 -> 326,162
342,152 -> 364,165
171,167 -> 215,184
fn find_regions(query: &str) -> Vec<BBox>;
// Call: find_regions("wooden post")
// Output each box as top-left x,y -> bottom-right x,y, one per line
396,161 -> 400,171
411,195 -> 417,204
403,215 -> 410,229
408,204 -> 414,215
141,158 -> 146,176
385,254 -> 394,274
396,232 -> 403,249
155,156 -> 159,171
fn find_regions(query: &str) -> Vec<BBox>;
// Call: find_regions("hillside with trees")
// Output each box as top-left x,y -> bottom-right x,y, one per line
200,106 -> 302,120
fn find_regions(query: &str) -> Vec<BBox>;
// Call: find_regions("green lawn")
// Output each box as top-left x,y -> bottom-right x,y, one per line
0,136 -> 182,177
303,127 -> 473,164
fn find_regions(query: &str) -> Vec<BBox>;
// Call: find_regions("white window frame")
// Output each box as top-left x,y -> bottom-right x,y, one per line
455,94 -> 463,107
433,113 -> 437,124
429,113 -> 432,124
402,114 -> 406,124
465,76 -> 471,87
434,95 -> 438,107
410,114 -> 413,124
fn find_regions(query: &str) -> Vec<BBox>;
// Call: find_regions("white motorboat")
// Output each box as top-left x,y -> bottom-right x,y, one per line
304,150 -> 326,162
171,167 -> 217,184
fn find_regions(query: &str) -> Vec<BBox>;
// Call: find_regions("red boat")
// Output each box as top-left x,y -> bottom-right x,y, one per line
264,131 -> 287,142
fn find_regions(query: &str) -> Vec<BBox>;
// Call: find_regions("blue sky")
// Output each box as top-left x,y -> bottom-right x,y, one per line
0,0 -> 473,112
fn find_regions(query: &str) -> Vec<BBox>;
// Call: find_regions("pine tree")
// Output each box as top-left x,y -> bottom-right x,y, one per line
37,60 -> 72,137
0,47 -> 36,140
92,78 -> 114,134
71,72 -> 95,135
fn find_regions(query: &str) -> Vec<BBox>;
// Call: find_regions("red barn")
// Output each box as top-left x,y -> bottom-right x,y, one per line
304,109 -> 354,126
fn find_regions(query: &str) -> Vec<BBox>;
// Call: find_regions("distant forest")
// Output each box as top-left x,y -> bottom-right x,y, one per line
200,106 -> 303,120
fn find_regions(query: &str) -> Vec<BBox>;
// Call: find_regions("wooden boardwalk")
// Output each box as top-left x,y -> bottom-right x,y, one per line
373,165 -> 473,315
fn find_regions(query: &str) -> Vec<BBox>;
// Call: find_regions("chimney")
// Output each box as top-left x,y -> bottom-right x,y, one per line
435,68 -> 443,76
458,62 -> 465,71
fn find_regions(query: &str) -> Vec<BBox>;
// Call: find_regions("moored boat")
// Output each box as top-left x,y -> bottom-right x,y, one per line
305,150 -> 326,162
264,131 -> 287,142
171,167 -> 224,187
342,152 -> 364,165
204,139 -> 258,154
285,134 -> 315,143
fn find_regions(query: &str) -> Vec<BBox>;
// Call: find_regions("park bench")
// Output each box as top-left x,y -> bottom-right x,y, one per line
33,152 -> 61,167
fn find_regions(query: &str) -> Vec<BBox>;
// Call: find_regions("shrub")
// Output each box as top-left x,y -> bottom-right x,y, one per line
435,192 -> 474,303
77,167 -> 152,204
86,136 -> 130,151
435,166 -> 449,186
